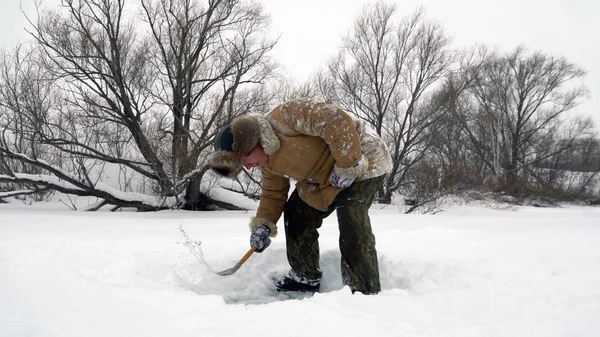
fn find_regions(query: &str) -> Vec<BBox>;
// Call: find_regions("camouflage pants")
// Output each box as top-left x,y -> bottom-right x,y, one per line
283,175 -> 384,294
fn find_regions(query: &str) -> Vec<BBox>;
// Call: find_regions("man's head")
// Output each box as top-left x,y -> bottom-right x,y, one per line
209,114 -> 272,178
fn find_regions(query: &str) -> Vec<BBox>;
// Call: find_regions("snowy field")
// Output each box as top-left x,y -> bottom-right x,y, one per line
1,201 -> 599,337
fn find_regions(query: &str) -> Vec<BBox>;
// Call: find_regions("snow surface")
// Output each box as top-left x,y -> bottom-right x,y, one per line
1,200 -> 599,337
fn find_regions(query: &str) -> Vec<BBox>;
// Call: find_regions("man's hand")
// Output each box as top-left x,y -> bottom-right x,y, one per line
330,171 -> 354,188
250,225 -> 271,253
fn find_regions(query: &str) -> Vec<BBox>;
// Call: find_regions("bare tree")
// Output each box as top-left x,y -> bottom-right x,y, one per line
140,0 -> 276,208
522,116 -> 598,198
0,0 -> 276,210
0,44 -> 55,171
566,134 -> 600,172
270,77 -> 321,102
140,0 -> 276,180
325,3 -> 453,202
425,46 -> 493,190
0,43 -> 60,201
457,46 -> 588,193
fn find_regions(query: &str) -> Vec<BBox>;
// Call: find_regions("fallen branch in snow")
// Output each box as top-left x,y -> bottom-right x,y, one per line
178,165 -> 248,211
0,173 -> 175,211
0,188 -> 50,200
0,146 -> 178,211
83,200 -> 110,212
404,196 -> 445,214
173,165 -> 211,195
0,147 -> 242,211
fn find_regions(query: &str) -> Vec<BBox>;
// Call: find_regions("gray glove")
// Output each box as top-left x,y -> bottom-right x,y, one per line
250,225 -> 271,253
330,171 -> 354,188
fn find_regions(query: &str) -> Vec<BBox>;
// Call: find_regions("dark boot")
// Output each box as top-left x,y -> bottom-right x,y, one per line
275,270 -> 320,293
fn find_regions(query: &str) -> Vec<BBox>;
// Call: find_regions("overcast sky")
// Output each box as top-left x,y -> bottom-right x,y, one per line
2,0 -> 599,124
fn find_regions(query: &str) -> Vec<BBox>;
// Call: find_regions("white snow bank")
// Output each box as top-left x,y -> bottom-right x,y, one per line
1,204 -> 599,337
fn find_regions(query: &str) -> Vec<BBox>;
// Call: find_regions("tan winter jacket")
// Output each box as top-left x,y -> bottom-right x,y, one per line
249,99 -> 392,237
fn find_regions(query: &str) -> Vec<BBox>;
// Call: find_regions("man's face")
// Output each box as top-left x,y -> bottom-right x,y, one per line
242,145 -> 268,170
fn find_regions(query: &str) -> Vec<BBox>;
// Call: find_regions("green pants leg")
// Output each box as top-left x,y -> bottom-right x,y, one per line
283,190 -> 326,281
283,176 -> 384,293
334,176 -> 383,294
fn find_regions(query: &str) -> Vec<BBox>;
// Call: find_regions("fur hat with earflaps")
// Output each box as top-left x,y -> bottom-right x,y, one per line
209,114 -> 280,178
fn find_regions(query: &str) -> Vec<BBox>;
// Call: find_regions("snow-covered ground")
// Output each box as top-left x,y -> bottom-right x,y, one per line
1,201 -> 599,337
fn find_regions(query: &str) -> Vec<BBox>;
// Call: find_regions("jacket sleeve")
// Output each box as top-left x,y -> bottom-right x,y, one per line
274,100 -> 367,179
250,167 -> 290,237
